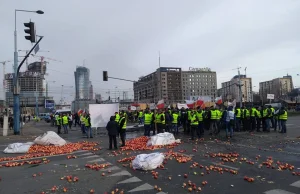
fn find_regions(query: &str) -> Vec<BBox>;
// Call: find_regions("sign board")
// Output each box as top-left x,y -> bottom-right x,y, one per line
89,104 -> 119,128
149,103 -> 156,110
267,94 -> 275,100
45,99 -> 55,109
188,67 -> 211,72
5,72 -> 41,79
130,106 -> 137,111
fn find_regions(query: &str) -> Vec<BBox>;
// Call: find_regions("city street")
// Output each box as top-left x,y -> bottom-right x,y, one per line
0,117 -> 299,194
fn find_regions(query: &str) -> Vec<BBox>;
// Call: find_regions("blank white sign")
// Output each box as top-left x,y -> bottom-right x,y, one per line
89,104 -> 119,128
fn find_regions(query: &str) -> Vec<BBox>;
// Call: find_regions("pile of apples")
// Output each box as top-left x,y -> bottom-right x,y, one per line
85,163 -> 110,171
3,159 -> 50,168
117,156 -> 136,163
261,156 -> 295,171
182,180 -> 204,192
244,176 -> 255,182
60,175 -> 79,182
292,171 -> 300,176
164,150 -> 192,163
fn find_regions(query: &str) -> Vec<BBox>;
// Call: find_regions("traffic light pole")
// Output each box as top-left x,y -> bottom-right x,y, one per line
13,36 -> 43,135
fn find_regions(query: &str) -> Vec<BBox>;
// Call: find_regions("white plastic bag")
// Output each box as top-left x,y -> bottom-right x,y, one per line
34,131 -> 66,146
3,142 -> 34,153
147,132 -> 180,146
132,153 -> 165,170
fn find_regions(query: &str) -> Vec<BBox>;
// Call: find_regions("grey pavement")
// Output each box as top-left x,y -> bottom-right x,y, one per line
0,117 -> 299,193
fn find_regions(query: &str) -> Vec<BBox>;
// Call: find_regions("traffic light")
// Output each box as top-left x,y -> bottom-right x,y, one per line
103,71 -> 108,81
24,22 -> 36,43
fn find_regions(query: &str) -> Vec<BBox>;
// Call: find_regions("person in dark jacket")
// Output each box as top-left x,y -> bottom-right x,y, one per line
106,116 -> 119,150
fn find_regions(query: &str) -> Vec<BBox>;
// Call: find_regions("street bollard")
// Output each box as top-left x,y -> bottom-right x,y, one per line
3,116 -> 8,136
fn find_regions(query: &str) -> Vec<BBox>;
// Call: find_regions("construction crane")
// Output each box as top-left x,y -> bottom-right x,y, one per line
18,50 -> 49,70
30,54 -> 62,75
0,60 -> 11,107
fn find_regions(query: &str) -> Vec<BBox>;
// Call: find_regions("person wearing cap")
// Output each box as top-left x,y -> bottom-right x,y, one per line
278,107 -> 288,133
106,116 -> 119,150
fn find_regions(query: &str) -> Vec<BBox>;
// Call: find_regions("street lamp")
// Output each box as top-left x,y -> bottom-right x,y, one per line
13,9 -> 44,135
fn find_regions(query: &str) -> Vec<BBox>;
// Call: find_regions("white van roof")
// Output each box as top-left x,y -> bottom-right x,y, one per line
55,109 -> 71,112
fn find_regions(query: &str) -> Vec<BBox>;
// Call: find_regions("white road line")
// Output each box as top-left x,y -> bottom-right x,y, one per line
264,189 -> 295,194
211,162 -> 239,171
117,176 -> 142,184
77,152 -> 93,157
128,183 -> 154,193
108,170 -> 131,177
87,158 -> 105,163
101,166 -> 120,172
290,180 -> 300,188
82,155 -> 99,159
0,150 -> 87,164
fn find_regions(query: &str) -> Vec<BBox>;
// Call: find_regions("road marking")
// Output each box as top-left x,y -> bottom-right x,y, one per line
211,162 -> 239,171
0,150 -> 87,164
82,155 -> 100,159
128,183 -> 154,192
101,166 -> 120,172
156,192 -> 167,194
77,152 -> 93,157
87,158 -> 105,163
117,176 -> 142,184
290,180 -> 300,188
264,189 -> 295,194
108,170 -> 131,177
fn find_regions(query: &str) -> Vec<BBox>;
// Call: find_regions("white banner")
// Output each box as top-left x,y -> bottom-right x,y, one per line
267,94 -> 275,100
149,103 -> 156,110
177,103 -> 188,109
89,104 -> 119,128
130,106 -> 137,111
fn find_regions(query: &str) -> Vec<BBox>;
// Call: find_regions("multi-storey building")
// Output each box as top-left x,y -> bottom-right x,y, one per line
74,66 -> 92,100
220,75 -> 252,102
259,75 -> 294,102
181,67 -> 217,101
133,67 -> 182,104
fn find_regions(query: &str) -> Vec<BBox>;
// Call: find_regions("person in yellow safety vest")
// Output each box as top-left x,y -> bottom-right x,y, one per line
122,110 -> 127,121
255,107 -> 262,132
235,106 -> 242,132
144,109 -> 152,136
250,107 -> 257,132
209,106 -> 218,135
56,114 -> 62,134
119,113 -> 127,147
278,107 -> 288,133
171,110 -> 179,135
85,113 -> 93,138
269,106 -> 275,129
263,106 -> 271,132
243,107 -> 250,131
190,109 -> 199,140
273,107 -> 281,131
155,109 -> 165,134
115,112 -> 120,123
186,109 -> 192,134
62,114 -> 69,134
138,111 -> 144,124
150,110 -> 155,135
196,107 -> 204,137
80,114 -> 86,134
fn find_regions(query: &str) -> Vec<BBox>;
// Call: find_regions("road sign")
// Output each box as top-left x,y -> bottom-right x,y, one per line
267,94 -> 275,100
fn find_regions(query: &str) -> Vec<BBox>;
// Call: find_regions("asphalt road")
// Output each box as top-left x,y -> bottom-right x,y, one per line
0,117 -> 299,194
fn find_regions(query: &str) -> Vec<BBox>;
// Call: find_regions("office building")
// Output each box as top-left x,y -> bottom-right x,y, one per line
259,75 -> 294,102
181,67 -> 217,101
74,66 -> 92,100
5,61 -> 53,113
134,67 -> 182,104
220,75 -> 252,102
133,67 -> 217,103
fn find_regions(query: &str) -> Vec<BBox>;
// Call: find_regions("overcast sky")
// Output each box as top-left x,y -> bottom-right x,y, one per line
1,0 -> 300,103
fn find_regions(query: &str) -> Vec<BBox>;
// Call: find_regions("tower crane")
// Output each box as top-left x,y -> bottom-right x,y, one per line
18,50 -> 49,70
30,54 -> 62,75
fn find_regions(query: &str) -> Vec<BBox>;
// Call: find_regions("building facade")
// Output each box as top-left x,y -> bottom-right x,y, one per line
220,75 -> 252,102
134,67 -> 182,104
259,75 -> 294,102
74,66 -> 92,100
181,67 -> 217,101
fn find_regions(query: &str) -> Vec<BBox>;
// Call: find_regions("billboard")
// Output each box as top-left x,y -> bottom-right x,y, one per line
45,99 -> 55,109
89,104 -> 119,128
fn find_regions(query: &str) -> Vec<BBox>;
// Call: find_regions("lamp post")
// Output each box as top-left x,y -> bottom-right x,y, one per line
13,9 -> 44,135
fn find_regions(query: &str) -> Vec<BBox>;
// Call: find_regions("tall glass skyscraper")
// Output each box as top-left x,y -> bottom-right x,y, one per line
74,66 -> 92,100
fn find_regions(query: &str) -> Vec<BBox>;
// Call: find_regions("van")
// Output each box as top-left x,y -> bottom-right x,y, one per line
39,113 -> 50,120
54,109 -> 72,116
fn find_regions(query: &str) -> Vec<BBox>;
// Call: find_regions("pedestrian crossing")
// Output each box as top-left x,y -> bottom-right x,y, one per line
74,150 -> 166,194
264,180 -> 300,194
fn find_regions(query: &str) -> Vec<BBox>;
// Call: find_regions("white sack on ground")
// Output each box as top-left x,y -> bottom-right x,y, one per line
147,132 -> 180,146
34,131 -> 66,146
3,142 -> 34,153
132,153 -> 165,170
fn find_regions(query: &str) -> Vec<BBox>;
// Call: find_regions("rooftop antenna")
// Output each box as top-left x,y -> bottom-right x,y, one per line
83,59 -> 86,67
158,51 -> 161,68
244,67 -> 247,77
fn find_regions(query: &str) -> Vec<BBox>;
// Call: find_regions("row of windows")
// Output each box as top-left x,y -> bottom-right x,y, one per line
183,82 -> 215,86
183,74 -> 215,78
183,86 -> 215,89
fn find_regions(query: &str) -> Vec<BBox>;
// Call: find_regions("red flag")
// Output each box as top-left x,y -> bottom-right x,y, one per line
196,97 -> 204,106
215,96 -> 223,105
156,99 -> 164,109
185,100 -> 194,109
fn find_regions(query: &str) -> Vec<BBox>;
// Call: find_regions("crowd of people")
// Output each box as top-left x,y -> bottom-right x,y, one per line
134,105 -> 288,140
